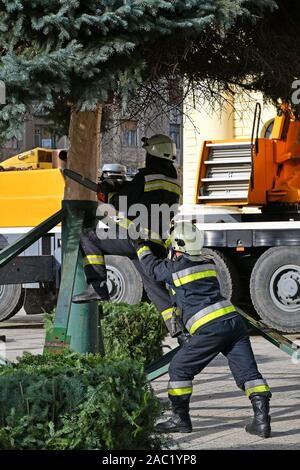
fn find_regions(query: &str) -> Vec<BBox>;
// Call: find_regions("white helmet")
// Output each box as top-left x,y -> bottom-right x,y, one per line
142,134 -> 176,160
170,221 -> 204,256
101,163 -> 127,179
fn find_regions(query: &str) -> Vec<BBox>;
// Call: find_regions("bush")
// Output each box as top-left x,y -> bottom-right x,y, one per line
102,302 -> 166,364
0,303 -> 169,449
44,302 -> 167,365
0,352 -> 164,450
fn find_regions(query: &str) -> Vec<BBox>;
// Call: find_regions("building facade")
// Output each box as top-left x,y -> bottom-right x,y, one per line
0,107 -> 183,175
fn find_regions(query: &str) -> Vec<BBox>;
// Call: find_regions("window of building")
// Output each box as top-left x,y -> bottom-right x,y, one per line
120,120 -> 138,147
170,123 -> 181,149
34,126 -> 56,148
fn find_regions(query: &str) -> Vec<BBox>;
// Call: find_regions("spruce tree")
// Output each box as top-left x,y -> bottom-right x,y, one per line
0,0 -> 275,198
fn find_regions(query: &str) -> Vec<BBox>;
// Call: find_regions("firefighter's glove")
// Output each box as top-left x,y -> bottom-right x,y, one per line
129,237 -> 148,252
98,180 -> 113,196
177,333 -> 191,347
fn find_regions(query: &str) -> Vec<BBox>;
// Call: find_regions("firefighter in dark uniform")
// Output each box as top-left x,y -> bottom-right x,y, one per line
72,134 -> 182,336
132,221 -> 272,437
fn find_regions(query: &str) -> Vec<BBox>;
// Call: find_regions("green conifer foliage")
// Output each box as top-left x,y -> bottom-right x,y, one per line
0,0 -> 275,140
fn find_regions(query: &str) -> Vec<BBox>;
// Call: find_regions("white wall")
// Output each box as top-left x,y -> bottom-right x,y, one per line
182,98 -> 234,204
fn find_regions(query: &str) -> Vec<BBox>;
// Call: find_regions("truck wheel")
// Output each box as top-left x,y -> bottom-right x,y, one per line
0,284 -> 24,322
105,255 -> 143,304
250,247 -> 300,332
202,249 -> 241,304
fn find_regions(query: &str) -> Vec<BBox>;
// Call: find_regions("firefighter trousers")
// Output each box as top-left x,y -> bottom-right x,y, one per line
168,315 -> 271,414
80,227 -> 178,334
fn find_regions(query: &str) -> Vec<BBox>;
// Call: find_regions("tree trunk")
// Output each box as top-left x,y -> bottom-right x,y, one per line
64,104 -> 102,200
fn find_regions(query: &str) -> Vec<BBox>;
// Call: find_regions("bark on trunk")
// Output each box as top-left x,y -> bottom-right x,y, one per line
64,104 -> 102,200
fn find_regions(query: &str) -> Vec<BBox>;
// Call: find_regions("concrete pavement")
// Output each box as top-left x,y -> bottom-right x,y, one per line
0,311 -> 299,449
152,335 -> 300,450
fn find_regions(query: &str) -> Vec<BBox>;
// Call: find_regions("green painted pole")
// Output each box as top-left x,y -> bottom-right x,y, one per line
45,200 -> 104,355
66,200 -> 104,355
68,250 -> 104,354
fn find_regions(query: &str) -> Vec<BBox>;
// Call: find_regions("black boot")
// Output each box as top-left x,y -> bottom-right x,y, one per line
245,395 -> 271,438
72,281 -> 110,304
155,412 -> 192,433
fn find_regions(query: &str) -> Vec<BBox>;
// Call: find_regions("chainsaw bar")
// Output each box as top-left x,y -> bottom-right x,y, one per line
63,168 -> 99,193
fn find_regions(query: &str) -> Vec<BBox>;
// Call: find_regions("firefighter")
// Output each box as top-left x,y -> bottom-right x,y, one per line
132,221 -> 272,437
72,134 -> 182,337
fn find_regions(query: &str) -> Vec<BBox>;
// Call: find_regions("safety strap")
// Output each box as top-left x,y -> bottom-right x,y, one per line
110,215 -> 166,248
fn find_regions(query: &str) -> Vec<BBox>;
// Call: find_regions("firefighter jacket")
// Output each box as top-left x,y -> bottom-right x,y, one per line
136,247 -> 238,335
104,156 -> 181,240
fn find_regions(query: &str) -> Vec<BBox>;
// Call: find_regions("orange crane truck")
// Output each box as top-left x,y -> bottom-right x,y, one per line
179,104 -> 300,332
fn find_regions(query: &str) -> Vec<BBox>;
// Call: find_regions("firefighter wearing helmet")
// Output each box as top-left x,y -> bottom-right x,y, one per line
72,134 -> 182,337
131,220 -> 272,436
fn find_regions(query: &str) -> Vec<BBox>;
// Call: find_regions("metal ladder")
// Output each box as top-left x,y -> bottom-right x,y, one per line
198,102 -> 262,202
198,141 -> 253,202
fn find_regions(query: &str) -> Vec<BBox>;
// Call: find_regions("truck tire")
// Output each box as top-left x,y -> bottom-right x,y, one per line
0,284 -> 24,322
105,255 -> 143,304
250,247 -> 300,332
202,249 -> 241,304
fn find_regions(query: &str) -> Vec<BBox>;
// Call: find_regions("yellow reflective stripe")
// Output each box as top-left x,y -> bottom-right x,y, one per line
165,238 -> 172,248
189,305 -> 236,335
144,181 -> 181,196
145,179 -> 179,187
161,307 -> 173,321
107,192 -> 117,202
111,217 -> 166,248
245,385 -> 270,397
174,270 -> 217,287
137,246 -> 151,257
83,255 -> 105,267
168,387 -> 193,396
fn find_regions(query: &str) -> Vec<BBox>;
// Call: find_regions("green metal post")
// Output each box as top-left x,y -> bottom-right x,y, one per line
66,200 -> 104,354
45,200 -> 104,355
67,249 -> 104,354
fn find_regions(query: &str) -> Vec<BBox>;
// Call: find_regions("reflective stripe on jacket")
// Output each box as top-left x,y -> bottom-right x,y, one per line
137,248 -> 238,334
103,166 -> 180,242
144,174 -> 181,197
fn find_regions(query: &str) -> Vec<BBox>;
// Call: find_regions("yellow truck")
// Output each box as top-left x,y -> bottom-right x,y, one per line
0,148 -> 142,321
